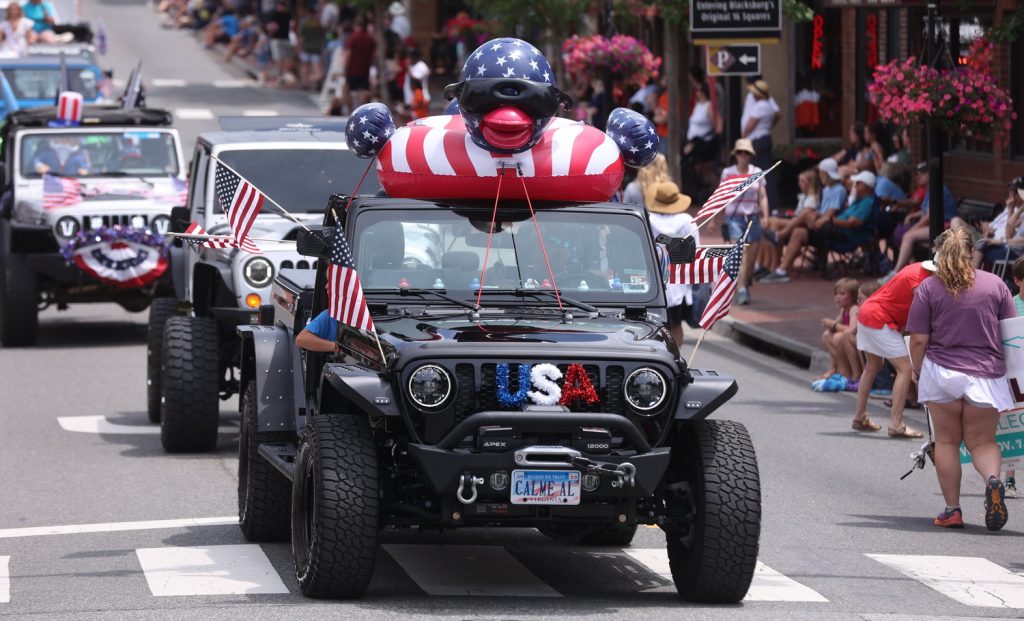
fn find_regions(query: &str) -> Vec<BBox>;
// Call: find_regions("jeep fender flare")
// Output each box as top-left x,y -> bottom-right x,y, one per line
675,369 -> 738,421
320,363 -> 401,419
238,325 -> 299,434
169,245 -> 186,300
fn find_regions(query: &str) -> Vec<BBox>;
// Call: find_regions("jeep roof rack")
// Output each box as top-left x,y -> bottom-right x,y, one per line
3,105 -> 174,129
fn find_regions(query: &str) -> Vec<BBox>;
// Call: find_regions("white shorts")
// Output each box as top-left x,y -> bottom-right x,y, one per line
918,358 -> 1014,411
856,324 -> 908,359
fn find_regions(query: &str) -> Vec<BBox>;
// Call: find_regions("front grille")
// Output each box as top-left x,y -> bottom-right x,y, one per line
462,362 -> 624,418
82,214 -> 149,229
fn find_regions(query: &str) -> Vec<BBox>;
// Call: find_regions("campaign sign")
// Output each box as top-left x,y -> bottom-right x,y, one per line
959,316 -> 1024,468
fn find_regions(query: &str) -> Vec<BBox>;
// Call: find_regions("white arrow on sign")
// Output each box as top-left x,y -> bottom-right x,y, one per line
738,54 -> 757,65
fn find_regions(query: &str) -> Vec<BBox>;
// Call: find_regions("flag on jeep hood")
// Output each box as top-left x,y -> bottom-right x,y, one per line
43,174 -> 84,209
327,222 -> 374,332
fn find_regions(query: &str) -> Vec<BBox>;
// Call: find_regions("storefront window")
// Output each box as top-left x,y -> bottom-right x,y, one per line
794,9 -> 843,139
1013,39 -> 1024,159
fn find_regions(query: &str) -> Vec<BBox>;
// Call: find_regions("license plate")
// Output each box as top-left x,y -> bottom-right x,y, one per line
510,470 -> 581,505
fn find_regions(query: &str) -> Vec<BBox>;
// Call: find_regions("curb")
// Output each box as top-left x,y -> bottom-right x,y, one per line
712,318 -> 831,374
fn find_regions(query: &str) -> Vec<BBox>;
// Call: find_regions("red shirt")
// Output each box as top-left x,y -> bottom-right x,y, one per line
858,263 -> 932,330
345,31 -> 377,77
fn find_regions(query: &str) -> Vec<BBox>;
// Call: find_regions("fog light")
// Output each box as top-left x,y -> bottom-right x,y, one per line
245,293 -> 261,308
582,474 -> 600,492
489,471 -> 509,491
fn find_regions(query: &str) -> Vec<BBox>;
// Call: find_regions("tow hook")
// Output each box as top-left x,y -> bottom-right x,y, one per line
570,456 -> 636,488
456,473 -> 485,505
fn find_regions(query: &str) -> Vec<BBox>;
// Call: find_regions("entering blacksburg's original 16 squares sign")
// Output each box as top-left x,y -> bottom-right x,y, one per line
691,0 -> 781,43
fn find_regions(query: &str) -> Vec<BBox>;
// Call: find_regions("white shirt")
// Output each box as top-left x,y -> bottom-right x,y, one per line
628,84 -> 658,113
796,193 -> 819,213
649,212 -> 698,307
403,60 -> 431,106
622,180 -> 643,206
1,17 -> 35,54
744,99 -> 775,140
687,100 -> 714,141
390,14 -> 411,39
720,164 -> 764,217
741,92 -> 779,138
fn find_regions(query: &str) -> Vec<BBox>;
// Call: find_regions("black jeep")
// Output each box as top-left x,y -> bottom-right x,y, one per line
236,194 -> 760,603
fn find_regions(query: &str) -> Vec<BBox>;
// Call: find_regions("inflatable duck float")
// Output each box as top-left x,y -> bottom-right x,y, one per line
345,37 -> 659,201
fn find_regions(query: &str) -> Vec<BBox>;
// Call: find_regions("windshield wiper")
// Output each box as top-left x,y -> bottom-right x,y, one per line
366,287 -> 479,311
478,289 -> 598,313
87,171 -> 156,187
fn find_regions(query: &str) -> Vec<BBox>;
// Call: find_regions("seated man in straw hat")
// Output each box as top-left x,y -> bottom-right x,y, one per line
645,180 -> 697,348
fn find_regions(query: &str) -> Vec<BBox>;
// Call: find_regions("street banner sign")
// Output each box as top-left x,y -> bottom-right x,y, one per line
691,0 -> 781,43
959,316 -> 1024,469
706,44 -> 761,76
823,0 -> 992,6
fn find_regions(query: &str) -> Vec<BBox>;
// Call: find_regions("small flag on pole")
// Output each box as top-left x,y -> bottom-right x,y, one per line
326,222 -> 374,332
183,221 -> 261,254
214,163 -> 265,248
698,237 -> 745,330
668,247 -> 732,285
43,174 -> 83,209
170,176 -> 188,205
694,164 -> 776,224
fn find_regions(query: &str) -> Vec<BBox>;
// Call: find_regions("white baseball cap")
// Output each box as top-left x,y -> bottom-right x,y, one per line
850,170 -> 877,189
818,158 -> 841,181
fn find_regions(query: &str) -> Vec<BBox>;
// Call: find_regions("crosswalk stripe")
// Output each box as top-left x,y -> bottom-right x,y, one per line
383,544 -> 561,597
136,545 -> 289,596
213,80 -> 251,88
0,556 -> 9,603
242,110 -> 279,117
0,516 -> 237,540
57,415 -> 237,435
151,78 -> 187,87
867,554 -> 1024,608
175,108 -> 215,120
625,549 -> 829,602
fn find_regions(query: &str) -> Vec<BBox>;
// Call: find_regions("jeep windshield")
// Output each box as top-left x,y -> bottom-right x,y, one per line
214,149 -> 382,213
354,208 -> 662,306
2,66 -> 100,100
20,131 -> 180,178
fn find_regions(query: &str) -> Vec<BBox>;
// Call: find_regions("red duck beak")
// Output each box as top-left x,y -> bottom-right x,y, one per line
480,106 -> 534,151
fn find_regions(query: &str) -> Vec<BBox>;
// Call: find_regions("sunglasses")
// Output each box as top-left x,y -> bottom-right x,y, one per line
444,78 -> 573,119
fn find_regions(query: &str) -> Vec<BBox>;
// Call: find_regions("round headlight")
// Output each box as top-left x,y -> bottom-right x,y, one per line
150,215 -> 171,235
408,364 -> 452,409
625,367 -> 667,414
243,257 -> 274,288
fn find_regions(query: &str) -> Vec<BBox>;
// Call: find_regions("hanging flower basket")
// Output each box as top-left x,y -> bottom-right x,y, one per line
562,35 -> 661,88
867,39 -> 1016,140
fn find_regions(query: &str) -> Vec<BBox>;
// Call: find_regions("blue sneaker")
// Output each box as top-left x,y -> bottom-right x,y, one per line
869,388 -> 892,400
821,374 -> 849,392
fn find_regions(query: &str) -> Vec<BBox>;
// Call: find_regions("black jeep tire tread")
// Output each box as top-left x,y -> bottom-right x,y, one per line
667,419 -> 761,604
292,414 -> 378,599
160,317 -> 220,452
238,383 -> 292,541
146,298 -> 179,422
579,523 -> 638,546
0,256 -> 39,347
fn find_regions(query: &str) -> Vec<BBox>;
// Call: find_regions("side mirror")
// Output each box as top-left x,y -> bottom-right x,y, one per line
169,206 -> 190,234
296,227 -> 332,258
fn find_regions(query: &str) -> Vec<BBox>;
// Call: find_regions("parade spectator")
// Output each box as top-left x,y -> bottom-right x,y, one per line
875,162 -> 908,241
760,168 -> 820,275
200,8 -> 238,49
645,181 -> 697,348
908,227 -> 1014,530
0,4 -> 36,56
832,121 -> 870,178
761,169 -> 874,283
387,1 -> 410,40
223,15 -> 261,63
850,261 -> 934,437
296,5 -> 326,90
862,121 -> 895,174
820,277 -> 862,383
343,16 -> 376,110
720,139 -> 768,305
971,177 -> 1024,268
684,82 -> 723,196
21,0 -> 72,44
742,79 -> 777,213
403,48 -> 430,120
622,152 -> 669,207
879,163 -> 957,283
888,126 -> 912,167
319,0 -> 340,34
265,1 -> 294,86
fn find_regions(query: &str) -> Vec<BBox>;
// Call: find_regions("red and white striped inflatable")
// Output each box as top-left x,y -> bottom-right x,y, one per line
376,115 -> 625,202
57,92 -> 84,124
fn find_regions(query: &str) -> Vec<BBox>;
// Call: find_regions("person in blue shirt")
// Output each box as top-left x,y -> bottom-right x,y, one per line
874,162 -> 907,241
295,309 -> 339,352
31,136 -> 90,176
21,0 -> 70,43
880,162 -> 958,283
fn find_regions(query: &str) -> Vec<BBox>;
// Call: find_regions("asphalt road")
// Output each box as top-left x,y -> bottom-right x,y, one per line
2,3 -> 1024,619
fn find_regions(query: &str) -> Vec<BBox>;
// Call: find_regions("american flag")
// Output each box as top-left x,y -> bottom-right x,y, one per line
214,163 -> 265,247
668,247 -> 732,285
43,174 -> 83,209
694,167 -> 771,224
170,176 -> 188,204
698,238 -> 744,330
183,221 -> 260,254
327,222 -> 374,332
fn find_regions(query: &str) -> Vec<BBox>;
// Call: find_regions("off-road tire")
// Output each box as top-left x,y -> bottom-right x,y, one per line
579,523 -> 638,546
238,382 -> 291,541
666,420 -> 760,604
146,298 -> 179,422
160,317 -> 220,452
292,414 -> 378,599
0,256 -> 39,347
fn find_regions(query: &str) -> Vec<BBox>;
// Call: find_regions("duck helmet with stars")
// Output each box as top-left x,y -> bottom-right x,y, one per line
449,37 -> 569,154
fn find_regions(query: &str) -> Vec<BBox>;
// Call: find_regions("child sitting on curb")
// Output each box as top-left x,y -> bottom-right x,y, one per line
820,278 -> 861,385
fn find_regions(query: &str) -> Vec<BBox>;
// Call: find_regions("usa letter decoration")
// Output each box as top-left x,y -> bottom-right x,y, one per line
496,363 -> 531,407
560,364 -> 600,407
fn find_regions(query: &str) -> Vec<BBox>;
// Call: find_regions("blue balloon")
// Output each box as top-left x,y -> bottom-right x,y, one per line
604,107 -> 660,167
345,103 -> 396,159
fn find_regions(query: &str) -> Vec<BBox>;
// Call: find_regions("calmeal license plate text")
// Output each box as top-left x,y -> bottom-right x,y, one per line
510,470 -> 581,505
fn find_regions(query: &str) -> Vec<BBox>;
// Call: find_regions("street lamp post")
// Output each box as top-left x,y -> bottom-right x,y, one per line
927,1 -> 945,248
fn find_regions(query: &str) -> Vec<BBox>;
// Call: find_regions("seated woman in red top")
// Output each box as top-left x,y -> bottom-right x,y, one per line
851,260 -> 936,437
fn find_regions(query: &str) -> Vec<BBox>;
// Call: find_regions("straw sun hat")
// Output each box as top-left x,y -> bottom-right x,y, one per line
645,181 -> 692,214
